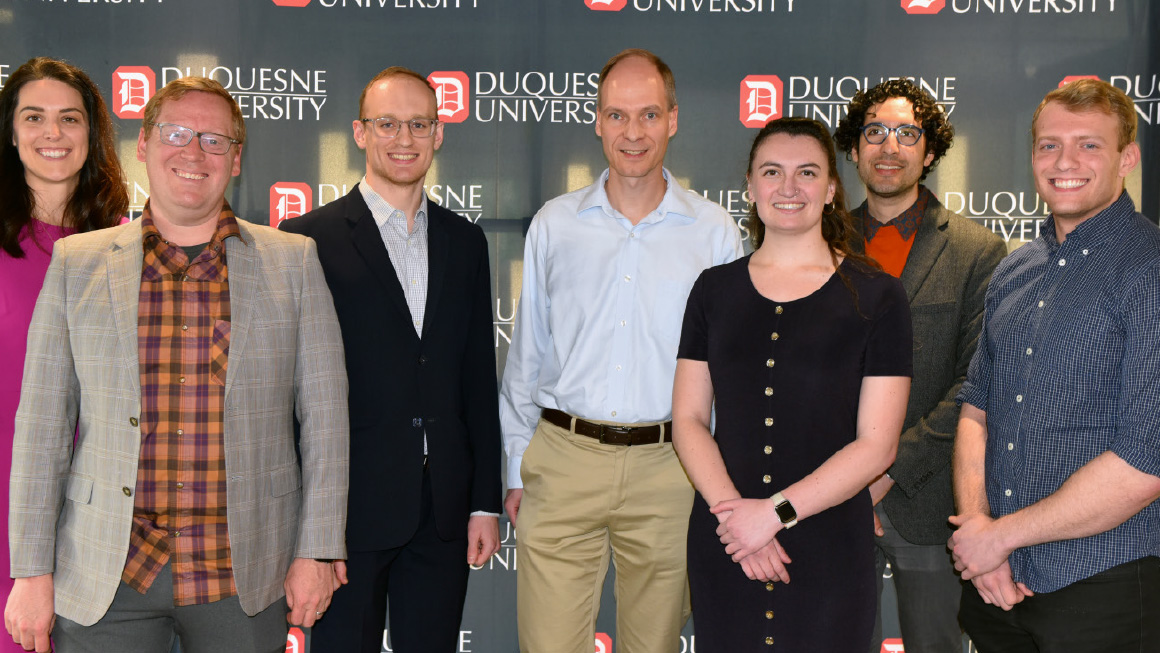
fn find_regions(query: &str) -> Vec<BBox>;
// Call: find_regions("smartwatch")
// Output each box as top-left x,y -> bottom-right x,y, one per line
770,492 -> 798,529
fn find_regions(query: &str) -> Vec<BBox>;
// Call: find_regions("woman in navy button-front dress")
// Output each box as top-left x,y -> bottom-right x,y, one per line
673,117 -> 912,651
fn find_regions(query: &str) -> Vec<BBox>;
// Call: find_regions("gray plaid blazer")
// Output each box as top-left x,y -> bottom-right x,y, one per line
9,218 -> 349,626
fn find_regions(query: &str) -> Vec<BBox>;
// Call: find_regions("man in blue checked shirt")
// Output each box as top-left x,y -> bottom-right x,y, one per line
949,78 -> 1160,652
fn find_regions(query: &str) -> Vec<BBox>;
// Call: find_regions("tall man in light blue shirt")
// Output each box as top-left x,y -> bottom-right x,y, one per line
499,49 -> 743,653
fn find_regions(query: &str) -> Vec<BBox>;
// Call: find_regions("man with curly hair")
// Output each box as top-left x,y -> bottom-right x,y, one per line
835,79 -> 1006,653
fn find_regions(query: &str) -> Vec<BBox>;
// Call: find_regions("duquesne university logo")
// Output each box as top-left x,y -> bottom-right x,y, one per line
586,0 -> 628,9
428,71 -> 471,123
880,638 -> 906,653
739,75 -> 783,128
270,182 -> 313,227
112,66 -> 156,119
901,0 -> 945,13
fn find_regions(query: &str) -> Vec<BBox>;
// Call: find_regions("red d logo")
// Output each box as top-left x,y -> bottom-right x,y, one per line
270,182 -> 313,227
901,0 -> 945,13
428,71 -> 471,124
112,66 -> 156,120
272,0 -> 311,6
286,627 -> 305,653
739,75 -> 784,128
881,638 -> 906,652
595,633 -> 613,653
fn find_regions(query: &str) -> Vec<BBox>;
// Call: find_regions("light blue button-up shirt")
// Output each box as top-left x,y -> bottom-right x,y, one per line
499,168 -> 743,489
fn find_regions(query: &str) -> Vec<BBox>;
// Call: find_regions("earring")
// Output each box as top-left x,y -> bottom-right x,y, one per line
823,202 -> 835,215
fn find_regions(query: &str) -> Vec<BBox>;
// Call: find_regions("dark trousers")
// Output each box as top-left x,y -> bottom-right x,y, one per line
309,470 -> 469,653
959,556 -> 1160,653
53,560 -> 287,653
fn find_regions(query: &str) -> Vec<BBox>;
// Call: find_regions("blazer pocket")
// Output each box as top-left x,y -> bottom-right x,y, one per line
269,464 -> 301,497
65,474 -> 94,505
210,319 -> 231,386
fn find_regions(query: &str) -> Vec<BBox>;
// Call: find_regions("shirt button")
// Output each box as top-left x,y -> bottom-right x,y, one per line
765,610 -> 774,619
1038,300 -> 1045,308
1025,348 -> 1033,355
615,365 -> 622,371
611,411 -> 617,417
766,359 -> 775,367
173,531 -> 181,537
630,232 -> 637,238
1058,259 -> 1066,266
1007,442 -> 1014,450
1016,394 -> 1023,403
775,306 -> 783,314
176,482 -> 184,489
129,417 -> 139,427
764,445 -> 772,455
179,376 -> 185,384
624,275 -> 631,282
620,320 -> 626,326
1005,489 -> 1012,497
764,417 -> 773,426
764,387 -> 773,396
181,324 -> 188,331
412,418 -> 423,427
765,637 -> 775,645
1082,248 -> 1089,255
770,332 -> 779,341
411,279 -> 417,285
765,582 -> 774,591
122,486 -> 132,496
762,475 -> 772,484
177,429 -> 184,436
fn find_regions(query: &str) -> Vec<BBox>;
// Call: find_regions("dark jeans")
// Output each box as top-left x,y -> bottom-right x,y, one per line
959,556 -> 1160,653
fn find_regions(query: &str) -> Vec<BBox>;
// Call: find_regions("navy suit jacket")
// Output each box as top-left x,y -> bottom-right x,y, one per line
281,186 -> 502,551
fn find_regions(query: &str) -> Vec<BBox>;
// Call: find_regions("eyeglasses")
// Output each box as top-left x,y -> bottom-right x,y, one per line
860,123 -> 925,147
150,122 -> 240,155
359,116 -> 439,139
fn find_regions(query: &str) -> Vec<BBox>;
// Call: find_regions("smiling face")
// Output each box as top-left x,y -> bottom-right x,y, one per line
748,132 -> 836,238
595,56 -> 678,185
1032,101 -> 1140,229
136,91 -> 241,230
851,96 -> 934,203
353,74 -> 443,196
13,79 -> 90,196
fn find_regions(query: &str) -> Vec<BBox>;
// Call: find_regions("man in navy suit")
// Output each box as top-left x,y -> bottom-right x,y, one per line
280,66 -> 502,653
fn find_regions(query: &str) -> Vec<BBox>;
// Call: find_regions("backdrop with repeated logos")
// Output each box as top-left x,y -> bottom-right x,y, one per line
3,1 -> 1158,651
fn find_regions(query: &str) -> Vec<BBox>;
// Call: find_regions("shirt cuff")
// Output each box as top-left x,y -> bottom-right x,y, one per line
956,380 -> 987,411
470,511 -> 500,518
507,454 -> 524,490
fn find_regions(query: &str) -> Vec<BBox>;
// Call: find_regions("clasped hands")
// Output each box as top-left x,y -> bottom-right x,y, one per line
947,513 -> 1033,611
710,498 -> 791,584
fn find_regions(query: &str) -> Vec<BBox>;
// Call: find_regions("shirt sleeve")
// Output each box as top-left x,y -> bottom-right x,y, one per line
498,212 -> 551,490
677,272 -> 710,362
864,274 -> 913,378
1109,262 -> 1160,477
957,270 -> 999,411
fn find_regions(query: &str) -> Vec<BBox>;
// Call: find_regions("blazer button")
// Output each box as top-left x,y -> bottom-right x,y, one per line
418,355 -> 428,365
129,417 -> 139,427
413,418 -> 423,427
123,487 -> 132,497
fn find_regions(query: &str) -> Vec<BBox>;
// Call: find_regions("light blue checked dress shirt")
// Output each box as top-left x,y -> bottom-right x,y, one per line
958,191 -> 1160,593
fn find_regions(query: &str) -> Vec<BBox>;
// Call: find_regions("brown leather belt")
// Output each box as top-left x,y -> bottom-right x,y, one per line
542,408 -> 672,446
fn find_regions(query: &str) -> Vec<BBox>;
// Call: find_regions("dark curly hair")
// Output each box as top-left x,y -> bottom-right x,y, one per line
746,117 -> 881,310
0,57 -> 128,258
832,78 -> 954,182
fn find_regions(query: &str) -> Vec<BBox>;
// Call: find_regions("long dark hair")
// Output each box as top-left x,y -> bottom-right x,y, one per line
0,57 -> 128,257
746,117 -> 881,308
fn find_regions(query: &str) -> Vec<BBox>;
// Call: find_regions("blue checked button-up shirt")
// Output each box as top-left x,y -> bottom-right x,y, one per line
958,191 -> 1160,593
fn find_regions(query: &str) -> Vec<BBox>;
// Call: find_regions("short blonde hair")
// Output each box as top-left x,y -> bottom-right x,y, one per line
1033,78 -> 1136,151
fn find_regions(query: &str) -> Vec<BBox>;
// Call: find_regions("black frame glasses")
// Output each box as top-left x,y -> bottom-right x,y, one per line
859,122 -> 925,147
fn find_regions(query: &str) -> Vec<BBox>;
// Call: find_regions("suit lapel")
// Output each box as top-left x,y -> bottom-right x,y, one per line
225,223 -> 259,397
109,222 -> 145,400
899,205 -> 949,303
349,197 -> 414,325
423,205 -> 448,340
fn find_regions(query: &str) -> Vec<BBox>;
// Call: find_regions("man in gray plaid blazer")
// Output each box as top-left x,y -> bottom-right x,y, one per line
5,77 -> 348,653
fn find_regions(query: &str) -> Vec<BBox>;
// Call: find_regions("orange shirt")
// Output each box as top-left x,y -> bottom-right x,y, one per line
856,186 -> 933,278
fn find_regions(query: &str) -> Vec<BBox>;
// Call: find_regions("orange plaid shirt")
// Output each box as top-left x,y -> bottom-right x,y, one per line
123,202 -> 240,605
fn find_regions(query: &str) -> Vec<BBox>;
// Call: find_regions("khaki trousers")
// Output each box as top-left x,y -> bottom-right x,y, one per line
516,417 -> 694,653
